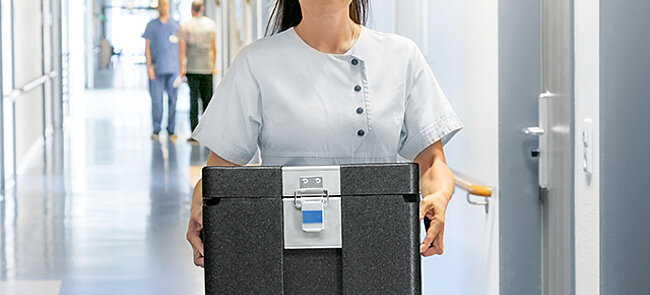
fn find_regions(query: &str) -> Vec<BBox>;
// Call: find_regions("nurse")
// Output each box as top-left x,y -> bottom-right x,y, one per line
187,0 -> 463,267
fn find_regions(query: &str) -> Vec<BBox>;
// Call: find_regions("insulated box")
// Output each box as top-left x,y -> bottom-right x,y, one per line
202,163 -> 421,294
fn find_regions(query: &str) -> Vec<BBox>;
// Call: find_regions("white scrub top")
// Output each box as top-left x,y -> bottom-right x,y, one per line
192,26 -> 462,166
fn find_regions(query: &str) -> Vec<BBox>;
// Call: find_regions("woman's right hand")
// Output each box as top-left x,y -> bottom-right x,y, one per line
186,198 -> 204,267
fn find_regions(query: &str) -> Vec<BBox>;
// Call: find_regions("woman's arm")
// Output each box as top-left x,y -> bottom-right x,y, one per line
413,140 -> 455,257
187,151 -> 239,267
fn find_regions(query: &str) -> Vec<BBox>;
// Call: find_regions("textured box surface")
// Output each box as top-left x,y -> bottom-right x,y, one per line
202,163 -> 421,294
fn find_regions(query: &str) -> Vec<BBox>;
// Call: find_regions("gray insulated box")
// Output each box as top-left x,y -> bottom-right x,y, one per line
202,163 -> 421,294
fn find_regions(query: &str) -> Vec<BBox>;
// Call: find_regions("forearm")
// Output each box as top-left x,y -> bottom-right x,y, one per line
211,38 -> 217,70
211,48 -> 216,69
415,141 -> 453,256
420,158 -> 454,202
191,178 -> 203,218
145,41 -> 152,68
178,41 -> 186,74
414,141 -> 454,203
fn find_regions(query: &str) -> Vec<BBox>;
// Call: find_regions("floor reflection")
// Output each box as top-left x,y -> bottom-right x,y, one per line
1,86 -> 209,294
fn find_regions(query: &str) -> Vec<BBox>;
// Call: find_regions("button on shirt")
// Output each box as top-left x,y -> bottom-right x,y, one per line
192,26 -> 463,166
143,18 -> 179,74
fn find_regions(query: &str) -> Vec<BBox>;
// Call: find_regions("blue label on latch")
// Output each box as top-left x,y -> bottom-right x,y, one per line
302,210 -> 323,224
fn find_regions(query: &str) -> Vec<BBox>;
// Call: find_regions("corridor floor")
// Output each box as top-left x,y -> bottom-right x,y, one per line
0,86 -> 208,294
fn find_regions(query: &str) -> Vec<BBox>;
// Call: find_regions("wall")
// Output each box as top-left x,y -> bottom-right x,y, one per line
425,0 -> 500,294
227,0 -> 252,65
600,0 -> 650,293
13,0 -> 46,168
369,2 -> 500,293
204,0 -> 223,75
574,0 -> 600,293
68,0 -> 86,93
367,0 -> 395,34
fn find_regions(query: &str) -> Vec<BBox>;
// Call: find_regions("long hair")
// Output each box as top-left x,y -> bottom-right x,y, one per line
265,0 -> 369,36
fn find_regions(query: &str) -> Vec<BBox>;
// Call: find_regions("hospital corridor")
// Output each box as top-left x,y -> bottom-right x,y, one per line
1,0 -> 649,294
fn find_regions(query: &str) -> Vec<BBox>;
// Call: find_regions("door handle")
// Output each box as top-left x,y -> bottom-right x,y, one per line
522,127 -> 544,157
523,92 -> 553,189
522,126 -> 545,136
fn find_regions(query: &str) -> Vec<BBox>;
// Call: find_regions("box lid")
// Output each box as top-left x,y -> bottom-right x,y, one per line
202,163 -> 419,200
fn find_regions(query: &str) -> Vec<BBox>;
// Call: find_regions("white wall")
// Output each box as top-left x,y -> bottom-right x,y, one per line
205,0 -> 224,75
68,0 -> 85,94
368,0 -> 395,34
426,1 -> 499,294
574,0 -> 600,294
13,0 -> 46,169
371,1 -> 500,294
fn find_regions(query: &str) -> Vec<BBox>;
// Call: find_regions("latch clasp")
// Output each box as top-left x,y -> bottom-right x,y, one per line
294,177 -> 329,232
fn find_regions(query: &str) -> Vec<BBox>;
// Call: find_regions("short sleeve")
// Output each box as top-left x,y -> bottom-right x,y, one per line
142,22 -> 153,40
398,43 -> 463,160
191,49 -> 261,165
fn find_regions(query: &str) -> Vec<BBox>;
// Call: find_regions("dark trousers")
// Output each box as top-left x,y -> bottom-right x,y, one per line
186,73 -> 213,132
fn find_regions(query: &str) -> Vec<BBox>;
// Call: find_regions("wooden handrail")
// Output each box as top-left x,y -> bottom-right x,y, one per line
452,171 -> 493,197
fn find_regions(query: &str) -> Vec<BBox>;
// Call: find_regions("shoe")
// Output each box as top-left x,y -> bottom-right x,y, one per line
168,133 -> 178,143
187,138 -> 200,145
151,133 -> 159,141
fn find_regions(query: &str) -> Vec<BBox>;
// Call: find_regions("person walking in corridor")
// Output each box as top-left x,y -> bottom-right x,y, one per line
144,0 -> 179,142
178,1 -> 216,144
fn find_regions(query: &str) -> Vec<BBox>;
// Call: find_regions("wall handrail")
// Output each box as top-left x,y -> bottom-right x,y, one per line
452,171 -> 493,197
3,71 -> 58,102
452,170 -> 493,213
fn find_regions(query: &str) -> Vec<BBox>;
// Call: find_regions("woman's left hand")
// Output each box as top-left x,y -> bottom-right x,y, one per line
419,192 -> 449,256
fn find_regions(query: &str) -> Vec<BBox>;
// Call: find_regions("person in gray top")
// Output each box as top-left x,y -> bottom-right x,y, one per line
178,1 -> 217,143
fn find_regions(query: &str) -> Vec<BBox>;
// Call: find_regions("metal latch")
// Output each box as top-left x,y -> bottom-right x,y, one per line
282,166 -> 342,249
294,177 -> 329,232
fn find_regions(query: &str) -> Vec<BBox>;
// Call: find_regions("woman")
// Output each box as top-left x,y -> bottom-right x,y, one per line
187,0 -> 462,267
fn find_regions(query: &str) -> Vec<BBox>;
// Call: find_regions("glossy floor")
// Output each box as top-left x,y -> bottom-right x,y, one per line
0,82 -> 208,294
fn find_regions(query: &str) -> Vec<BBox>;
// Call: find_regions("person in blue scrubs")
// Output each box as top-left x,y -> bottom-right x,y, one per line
187,0 -> 463,266
143,0 -> 179,142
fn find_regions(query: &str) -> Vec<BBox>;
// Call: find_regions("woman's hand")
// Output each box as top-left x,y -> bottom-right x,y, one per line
186,195 -> 204,267
186,152 -> 238,267
413,141 -> 454,257
419,193 -> 449,256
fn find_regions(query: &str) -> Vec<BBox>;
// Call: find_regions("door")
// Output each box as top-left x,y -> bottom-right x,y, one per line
539,0 -> 574,293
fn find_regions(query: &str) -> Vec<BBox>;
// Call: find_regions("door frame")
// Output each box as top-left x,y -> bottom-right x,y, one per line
498,0 -> 543,293
540,0 -> 575,293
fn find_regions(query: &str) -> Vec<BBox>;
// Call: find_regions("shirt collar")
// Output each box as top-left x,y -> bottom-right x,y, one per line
288,26 -> 368,62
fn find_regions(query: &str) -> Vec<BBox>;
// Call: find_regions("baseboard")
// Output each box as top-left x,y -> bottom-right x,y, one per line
15,136 -> 46,176
12,126 -> 56,178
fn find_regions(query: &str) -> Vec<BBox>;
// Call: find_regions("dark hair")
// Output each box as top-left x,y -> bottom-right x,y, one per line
265,0 -> 368,36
